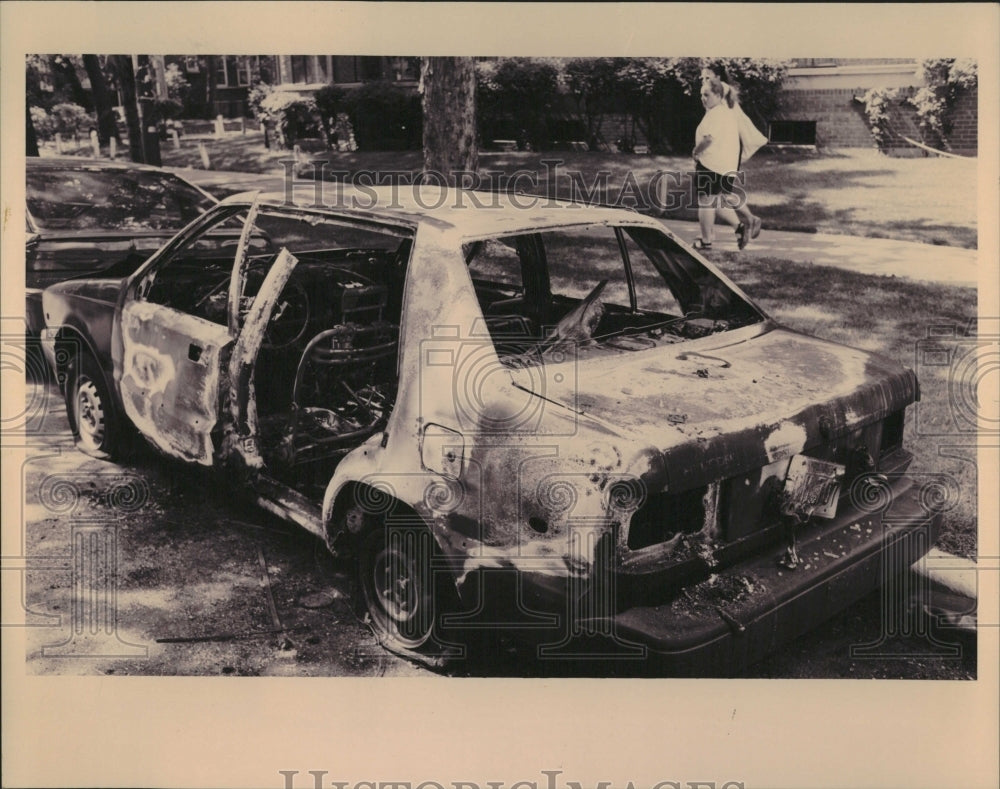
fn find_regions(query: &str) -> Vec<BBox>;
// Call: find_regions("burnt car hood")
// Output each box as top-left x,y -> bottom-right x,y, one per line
512,326 -> 917,489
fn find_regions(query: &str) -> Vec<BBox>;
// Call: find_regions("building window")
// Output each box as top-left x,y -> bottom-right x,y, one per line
214,57 -> 228,86
313,56 -> 329,83
359,56 -> 384,81
291,56 -> 309,84
769,120 -> 817,145
332,57 -> 358,83
237,57 -> 250,86
216,56 -> 254,87
253,56 -> 274,85
390,57 -> 420,81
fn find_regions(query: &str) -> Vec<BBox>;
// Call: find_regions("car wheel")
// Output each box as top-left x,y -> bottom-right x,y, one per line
67,354 -> 121,459
358,523 -> 437,651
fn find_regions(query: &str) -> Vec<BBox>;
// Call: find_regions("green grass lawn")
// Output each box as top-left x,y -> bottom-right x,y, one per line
715,252 -> 978,556
152,133 -> 977,248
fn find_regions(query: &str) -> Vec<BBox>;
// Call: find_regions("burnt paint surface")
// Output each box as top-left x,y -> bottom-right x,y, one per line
321,225 -> 634,587
509,327 -> 917,490
119,301 -> 231,464
27,231 -> 171,288
42,278 -> 125,379
321,225 -> 925,598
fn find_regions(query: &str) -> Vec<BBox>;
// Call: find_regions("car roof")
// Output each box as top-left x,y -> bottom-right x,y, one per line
221,184 -> 669,237
26,156 -> 172,173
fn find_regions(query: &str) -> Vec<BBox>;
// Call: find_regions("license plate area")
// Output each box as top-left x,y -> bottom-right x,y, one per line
783,454 -> 845,519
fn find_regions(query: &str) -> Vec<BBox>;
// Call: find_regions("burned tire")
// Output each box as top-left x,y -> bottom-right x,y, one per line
358,523 -> 437,650
66,353 -> 122,459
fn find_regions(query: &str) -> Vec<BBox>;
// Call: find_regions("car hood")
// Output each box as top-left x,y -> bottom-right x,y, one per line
44,276 -> 125,307
510,326 -> 917,489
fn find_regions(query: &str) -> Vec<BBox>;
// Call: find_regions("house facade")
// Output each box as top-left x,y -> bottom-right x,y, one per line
775,58 -> 978,155
166,55 -> 419,119
160,55 -> 978,155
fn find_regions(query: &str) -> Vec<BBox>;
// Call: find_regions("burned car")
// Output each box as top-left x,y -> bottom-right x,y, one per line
25,156 -> 217,336
40,186 -> 941,673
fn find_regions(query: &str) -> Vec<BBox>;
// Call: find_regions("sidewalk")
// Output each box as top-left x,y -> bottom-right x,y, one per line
658,218 -> 979,288
175,167 -> 979,289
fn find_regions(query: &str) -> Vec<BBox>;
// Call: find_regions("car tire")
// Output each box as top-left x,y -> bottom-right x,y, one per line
358,521 -> 450,653
66,353 -> 122,460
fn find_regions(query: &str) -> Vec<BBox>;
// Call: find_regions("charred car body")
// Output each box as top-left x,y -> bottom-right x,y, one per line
41,186 -> 941,673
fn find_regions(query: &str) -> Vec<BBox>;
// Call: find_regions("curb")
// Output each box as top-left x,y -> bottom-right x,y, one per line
911,548 -> 978,600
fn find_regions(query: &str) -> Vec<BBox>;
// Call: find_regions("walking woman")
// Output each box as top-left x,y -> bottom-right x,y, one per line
691,76 -> 744,250
698,65 -> 765,249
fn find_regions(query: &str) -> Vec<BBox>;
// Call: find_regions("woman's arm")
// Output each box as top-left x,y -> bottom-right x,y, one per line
693,133 -> 713,160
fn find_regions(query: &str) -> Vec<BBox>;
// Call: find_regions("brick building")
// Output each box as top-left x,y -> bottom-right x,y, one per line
776,58 -> 978,155
166,55 -> 419,119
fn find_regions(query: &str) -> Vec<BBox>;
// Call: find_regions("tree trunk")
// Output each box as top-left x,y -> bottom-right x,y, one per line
83,55 -> 120,147
26,102 -> 39,156
110,55 -> 144,163
420,57 -> 477,184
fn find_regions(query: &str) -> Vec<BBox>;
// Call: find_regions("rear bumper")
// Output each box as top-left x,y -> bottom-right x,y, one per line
607,477 -> 941,674
475,475 -> 943,674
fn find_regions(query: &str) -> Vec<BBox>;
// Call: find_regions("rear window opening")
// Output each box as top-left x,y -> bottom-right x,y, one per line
462,224 -> 764,369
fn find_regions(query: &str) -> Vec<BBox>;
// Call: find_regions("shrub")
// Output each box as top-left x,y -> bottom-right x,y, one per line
563,58 -> 624,148
48,102 -> 96,139
909,58 -> 977,148
164,63 -> 190,102
247,82 -> 273,122
343,81 -> 421,150
314,84 -> 348,146
477,58 -> 561,150
155,97 -> 184,120
30,106 -> 54,140
259,90 -> 322,149
555,57 -> 788,154
860,87 -> 899,151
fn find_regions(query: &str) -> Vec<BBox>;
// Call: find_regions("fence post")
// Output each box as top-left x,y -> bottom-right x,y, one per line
54,133 -> 63,154
109,138 -> 117,160
90,129 -> 100,157
214,114 -> 225,136
170,129 -> 181,150
198,141 -> 212,169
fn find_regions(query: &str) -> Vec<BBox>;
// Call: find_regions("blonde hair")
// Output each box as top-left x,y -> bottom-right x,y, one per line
704,76 -> 726,100
701,68 -> 738,108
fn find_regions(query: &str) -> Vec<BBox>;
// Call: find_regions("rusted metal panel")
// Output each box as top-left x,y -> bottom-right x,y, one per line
118,301 -> 231,463
223,247 -> 300,470
226,195 -> 261,337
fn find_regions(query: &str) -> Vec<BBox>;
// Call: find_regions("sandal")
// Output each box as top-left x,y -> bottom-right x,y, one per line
736,223 -> 748,250
692,238 -> 712,251
750,215 -> 762,239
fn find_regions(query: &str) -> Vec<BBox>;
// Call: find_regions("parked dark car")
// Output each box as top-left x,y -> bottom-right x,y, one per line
41,185 -> 942,674
25,157 -> 217,336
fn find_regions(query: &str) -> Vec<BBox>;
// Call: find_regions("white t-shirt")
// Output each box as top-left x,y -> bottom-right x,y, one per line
695,103 -> 740,175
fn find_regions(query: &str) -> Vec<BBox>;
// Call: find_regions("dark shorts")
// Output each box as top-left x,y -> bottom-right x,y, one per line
695,161 -> 737,197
